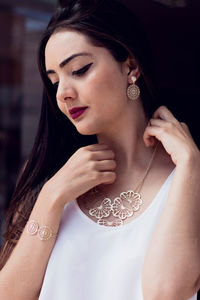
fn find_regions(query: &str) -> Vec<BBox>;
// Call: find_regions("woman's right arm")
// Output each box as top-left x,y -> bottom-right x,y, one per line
0,144 -> 116,300
0,187 -> 64,300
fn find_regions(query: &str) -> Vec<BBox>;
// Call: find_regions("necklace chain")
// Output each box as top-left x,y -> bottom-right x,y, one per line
83,142 -> 159,227
134,142 -> 159,193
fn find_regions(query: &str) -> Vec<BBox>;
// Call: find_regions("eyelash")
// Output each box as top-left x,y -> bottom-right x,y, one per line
53,62 -> 93,91
72,62 -> 93,76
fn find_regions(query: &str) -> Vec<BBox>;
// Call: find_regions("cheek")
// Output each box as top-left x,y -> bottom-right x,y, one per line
88,65 -> 126,99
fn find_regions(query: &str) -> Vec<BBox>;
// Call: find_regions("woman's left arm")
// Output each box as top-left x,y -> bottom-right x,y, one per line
142,106 -> 200,300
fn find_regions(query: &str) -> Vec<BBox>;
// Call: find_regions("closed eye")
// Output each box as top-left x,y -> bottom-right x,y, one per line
51,62 -> 93,91
72,62 -> 93,76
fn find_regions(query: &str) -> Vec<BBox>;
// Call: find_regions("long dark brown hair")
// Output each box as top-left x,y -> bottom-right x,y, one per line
0,0 -> 159,269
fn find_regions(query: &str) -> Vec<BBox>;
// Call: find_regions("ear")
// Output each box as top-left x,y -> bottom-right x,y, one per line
125,57 -> 140,84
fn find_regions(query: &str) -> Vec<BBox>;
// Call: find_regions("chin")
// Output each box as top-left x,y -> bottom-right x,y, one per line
75,124 -> 100,136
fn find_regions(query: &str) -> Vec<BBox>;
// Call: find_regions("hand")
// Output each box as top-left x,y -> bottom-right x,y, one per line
143,106 -> 200,166
44,144 -> 116,206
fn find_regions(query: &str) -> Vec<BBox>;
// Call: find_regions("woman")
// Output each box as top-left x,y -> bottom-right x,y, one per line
0,0 -> 199,299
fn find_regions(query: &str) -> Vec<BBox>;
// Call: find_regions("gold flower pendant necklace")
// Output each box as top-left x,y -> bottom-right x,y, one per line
87,142 -> 159,227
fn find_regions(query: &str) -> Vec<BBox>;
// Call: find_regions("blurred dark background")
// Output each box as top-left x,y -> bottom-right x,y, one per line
0,0 -> 200,247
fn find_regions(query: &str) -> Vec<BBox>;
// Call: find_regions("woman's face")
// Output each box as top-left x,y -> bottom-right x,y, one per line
45,30 -> 133,135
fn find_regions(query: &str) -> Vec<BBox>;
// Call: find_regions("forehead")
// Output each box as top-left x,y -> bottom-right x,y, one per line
45,30 -> 97,69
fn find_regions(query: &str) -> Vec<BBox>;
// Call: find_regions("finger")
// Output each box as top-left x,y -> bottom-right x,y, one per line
89,149 -> 115,161
149,118 -> 168,127
99,171 -> 116,184
149,118 -> 181,132
153,106 -> 178,124
149,118 -> 192,139
85,143 -> 110,151
143,125 -> 162,147
95,160 -> 117,171
143,121 -> 160,147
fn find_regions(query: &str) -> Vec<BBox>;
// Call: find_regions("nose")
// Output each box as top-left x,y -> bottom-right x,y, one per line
56,81 -> 78,103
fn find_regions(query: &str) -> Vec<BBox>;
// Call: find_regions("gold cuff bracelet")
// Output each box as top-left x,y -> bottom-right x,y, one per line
26,220 -> 57,241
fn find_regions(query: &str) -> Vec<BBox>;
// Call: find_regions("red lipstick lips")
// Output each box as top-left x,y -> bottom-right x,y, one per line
69,106 -> 88,120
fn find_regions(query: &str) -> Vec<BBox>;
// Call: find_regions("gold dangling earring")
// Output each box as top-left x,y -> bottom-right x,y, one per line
127,75 -> 140,100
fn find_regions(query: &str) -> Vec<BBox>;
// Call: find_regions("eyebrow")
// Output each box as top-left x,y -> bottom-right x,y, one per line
46,52 -> 93,75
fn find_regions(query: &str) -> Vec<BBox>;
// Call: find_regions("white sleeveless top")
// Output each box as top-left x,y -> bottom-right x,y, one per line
39,169 -> 197,300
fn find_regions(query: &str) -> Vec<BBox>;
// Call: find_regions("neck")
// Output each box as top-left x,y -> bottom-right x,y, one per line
97,101 -> 153,176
